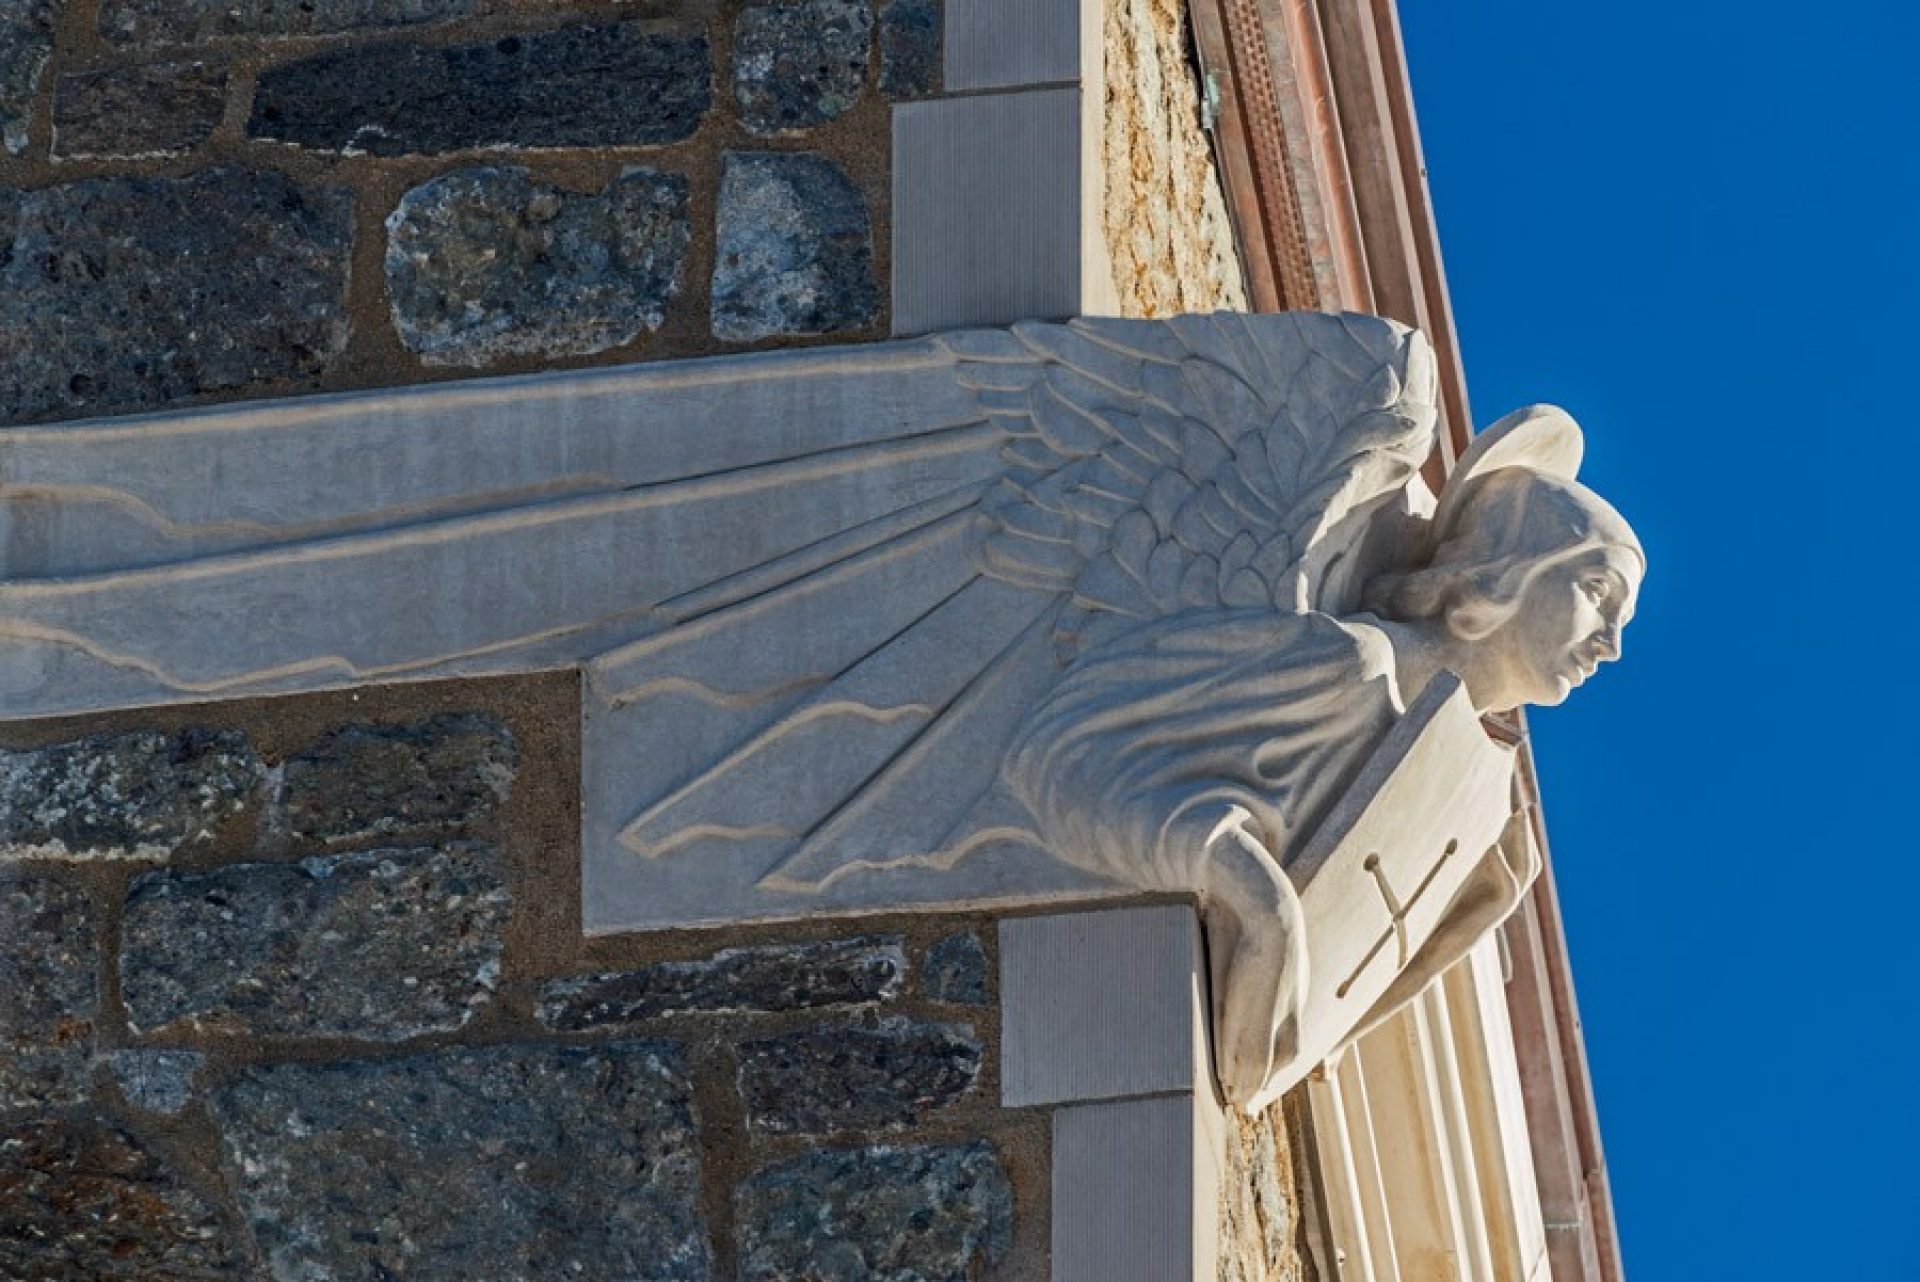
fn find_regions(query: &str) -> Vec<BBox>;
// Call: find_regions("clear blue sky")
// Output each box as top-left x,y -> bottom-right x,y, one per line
1398,4 -> 1919,1277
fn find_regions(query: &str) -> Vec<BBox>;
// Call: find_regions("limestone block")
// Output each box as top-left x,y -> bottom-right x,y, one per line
538,936 -> 907,1030
0,1116 -> 242,1279
0,169 -> 352,424
733,0 -> 872,135
737,1018 -> 982,1134
52,59 -> 227,159
212,1043 -> 707,1281
735,1143 -> 1013,1282
0,729 -> 262,862
247,22 -> 711,155
121,844 -> 508,1039
385,166 -> 692,368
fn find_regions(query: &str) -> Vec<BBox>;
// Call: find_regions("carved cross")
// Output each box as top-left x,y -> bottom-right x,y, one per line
1335,838 -> 1460,1000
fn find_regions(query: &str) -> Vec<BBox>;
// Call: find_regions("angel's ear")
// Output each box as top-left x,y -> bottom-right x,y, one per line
1442,589 -> 1511,642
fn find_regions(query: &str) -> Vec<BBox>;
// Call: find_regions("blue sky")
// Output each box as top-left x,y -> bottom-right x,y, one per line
1398,4 -> 1919,1277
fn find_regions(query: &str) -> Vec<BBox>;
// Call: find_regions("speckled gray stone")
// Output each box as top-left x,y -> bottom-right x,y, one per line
121,843 -> 507,1039
104,1049 -> 204,1115
879,0 -> 941,98
0,728 -> 262,862
0,1 -> 55,154
0,169 -> 352,424
0,1116 -> 242,1280
53,59 -> 228,158
249,22 -> 710,155
712,151 -> 878,341
0,1045 -> 92,1112
737,1143 -> 1012,1282
386,165 -> 691,368
539,937 -> 906,1030
734,0 -> 871,135
737,1018 -> 980,1134
270,713 -> 516,848
922,930 -> 989,1004
0,872 -> 94,1041
100,0 -> 474,46
213,1042 -> 707,1282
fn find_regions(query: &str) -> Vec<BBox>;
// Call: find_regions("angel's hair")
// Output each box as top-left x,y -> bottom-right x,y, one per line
1362,467 -> 1643,641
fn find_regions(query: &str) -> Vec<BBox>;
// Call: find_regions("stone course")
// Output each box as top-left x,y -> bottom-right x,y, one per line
52,59 -> 228,158
539,936 -> 907,1029
249,22 -> 712,154
100,0 -> 476,46
212,1042 -> 708,1281
737,1017 -> 982,1133
269,711 -> 516,846
121,843 -> 509,1039
0,169 -> 354,423
733,0 -> 873,135
0,728 -> 262,862
736,1142 -> 1014,1282
712,151 -> 879,341
0,690 -> 1040,1277
386,165 -> 692,367
0,1116 -> 243,1280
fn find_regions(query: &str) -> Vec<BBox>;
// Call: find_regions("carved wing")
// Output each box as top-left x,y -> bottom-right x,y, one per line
608,312 -> 1441,898
959,312 -> 1438,653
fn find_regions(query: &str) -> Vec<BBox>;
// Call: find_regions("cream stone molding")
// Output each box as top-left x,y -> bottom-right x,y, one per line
0,311 -> 1644,1107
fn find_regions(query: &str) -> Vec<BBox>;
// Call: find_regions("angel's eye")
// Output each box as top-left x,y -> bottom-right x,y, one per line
1580,578 -> 1609,603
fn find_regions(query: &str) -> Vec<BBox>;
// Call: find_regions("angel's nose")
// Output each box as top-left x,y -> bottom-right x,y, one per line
1593,624 -> 1621,662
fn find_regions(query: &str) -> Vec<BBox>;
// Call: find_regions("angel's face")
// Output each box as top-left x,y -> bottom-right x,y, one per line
1487,544 -> 1641,708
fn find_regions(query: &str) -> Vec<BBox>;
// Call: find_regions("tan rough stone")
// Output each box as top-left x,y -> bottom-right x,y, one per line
1102,0 -> 1247,318
1219,1100 -> 1316,1282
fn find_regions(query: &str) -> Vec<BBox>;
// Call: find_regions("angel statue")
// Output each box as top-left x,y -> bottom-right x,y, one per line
610,311 -> 1645,1109
0,310 -> 1643,1110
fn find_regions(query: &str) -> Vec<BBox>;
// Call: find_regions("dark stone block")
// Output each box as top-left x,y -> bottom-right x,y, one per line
922,930 -> 989,1004
733,0 -> 871,135
53,59 -> 228,158
248,22 -> 711,155
0,872 -> 94,1041
879,0 -> 941,98
737,1142 -> 1013,1282
712,151 -> 878,341
0,1116 -> 242,1279
0,728 -> 262,862
737,1018 -> 981,1134
100,0 -> 475,47
539,936 -> 907,1030
0,169 -> 353,424
0,1 -> 55,154
0,1045 -> 91,1112
387,165 -> 691,368
212,1042 -> 708,1281
121,843 -> 508,1039
271,712 -> 516,847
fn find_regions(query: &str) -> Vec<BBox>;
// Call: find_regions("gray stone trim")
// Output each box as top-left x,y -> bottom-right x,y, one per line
890,88 -> 1085,335
999,905 -> 1205,1107
943,0 -> 1084,92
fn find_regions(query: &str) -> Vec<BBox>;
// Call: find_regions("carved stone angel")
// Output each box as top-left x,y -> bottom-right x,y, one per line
0,309 -> 1643,1110
618,311 -> 1644,1107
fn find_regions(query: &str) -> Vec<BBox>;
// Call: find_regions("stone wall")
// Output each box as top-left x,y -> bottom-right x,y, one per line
1102,0 -> 1246,316
0,0 -> 939,427
1220,1099 -> 1318,1282
0,674 -> 1047,1280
